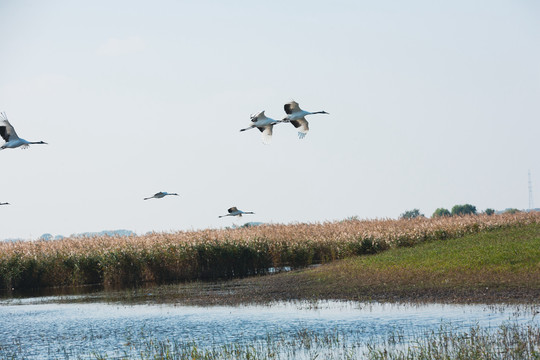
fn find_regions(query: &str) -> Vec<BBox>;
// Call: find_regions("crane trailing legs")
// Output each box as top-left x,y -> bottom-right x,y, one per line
282,101 -> 328,139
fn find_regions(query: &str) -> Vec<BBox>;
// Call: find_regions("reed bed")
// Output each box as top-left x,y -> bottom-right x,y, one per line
1,212 -> 539,290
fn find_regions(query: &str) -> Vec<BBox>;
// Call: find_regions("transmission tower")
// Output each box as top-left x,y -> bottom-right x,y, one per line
529,170 -> 534,210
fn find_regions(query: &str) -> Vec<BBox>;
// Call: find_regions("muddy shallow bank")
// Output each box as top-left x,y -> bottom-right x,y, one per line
2,275 -> 539,307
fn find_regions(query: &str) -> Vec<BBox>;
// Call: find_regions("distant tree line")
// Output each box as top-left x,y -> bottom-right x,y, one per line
400,204 -> 499,220
400,209 -> 425,219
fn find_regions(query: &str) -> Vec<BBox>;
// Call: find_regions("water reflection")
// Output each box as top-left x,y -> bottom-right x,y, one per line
0,296 -> 538,359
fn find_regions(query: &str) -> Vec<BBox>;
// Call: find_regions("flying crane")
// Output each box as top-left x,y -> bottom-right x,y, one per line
0,112 -> 48,149
218,206 -> 255,218
240,111 -> 283,144
282,101 -> 329,139
143,192 -> 179,200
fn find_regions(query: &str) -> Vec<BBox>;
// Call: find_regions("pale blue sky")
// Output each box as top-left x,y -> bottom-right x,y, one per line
1,0 -> 539,239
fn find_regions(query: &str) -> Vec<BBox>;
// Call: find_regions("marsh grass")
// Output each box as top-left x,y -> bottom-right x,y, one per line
366,322 -> 540,360
0,213 -> 538,291
18,220 -> 537,305
1,322 -> 537,359
92,322 -> 540,360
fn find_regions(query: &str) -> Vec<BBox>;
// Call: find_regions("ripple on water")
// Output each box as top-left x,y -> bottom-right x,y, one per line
0,299 -> 538,359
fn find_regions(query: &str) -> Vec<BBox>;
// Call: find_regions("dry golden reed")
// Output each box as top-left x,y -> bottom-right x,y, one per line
1,212 -> 538,290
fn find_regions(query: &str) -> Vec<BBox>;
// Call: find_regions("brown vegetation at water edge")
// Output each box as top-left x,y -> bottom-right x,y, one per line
0,212 -> 538,291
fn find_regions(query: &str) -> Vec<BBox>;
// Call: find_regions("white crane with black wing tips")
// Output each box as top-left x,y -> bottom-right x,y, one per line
143,192 -> 179,200
282,101 -> 329,139
219,206 -> 255,218
0,112 -> 48,149
240,110 -> 283,144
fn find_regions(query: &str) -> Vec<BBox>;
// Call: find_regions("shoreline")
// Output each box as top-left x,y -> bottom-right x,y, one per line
2,269 -> 538,306
2,222 -> 538,306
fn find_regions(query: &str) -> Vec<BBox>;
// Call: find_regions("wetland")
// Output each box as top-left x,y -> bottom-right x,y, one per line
0,216 -> 539,358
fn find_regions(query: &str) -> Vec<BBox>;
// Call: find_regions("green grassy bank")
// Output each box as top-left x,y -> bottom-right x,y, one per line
239,223 -> 540,303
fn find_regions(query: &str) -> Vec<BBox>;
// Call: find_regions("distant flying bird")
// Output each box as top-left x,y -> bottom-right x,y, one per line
143,192 -> 179,200
219,206 -> 255,218
0,202 -> 9,206
0,112 -> 48,149
282,101 -> 329,139
240,111 -> 282,144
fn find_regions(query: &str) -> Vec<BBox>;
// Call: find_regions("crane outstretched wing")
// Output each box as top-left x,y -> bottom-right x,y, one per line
0,116 -> 20,142
250,110 -> 266,122
257,125 -> 273,145
284,101 -> 300,115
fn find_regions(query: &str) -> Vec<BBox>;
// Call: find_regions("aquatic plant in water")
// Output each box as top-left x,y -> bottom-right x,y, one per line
1,321 -> 537,359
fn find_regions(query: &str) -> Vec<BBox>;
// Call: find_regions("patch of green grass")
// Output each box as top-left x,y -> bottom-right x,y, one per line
348,222 -> 540,272
258,223 -> 540,303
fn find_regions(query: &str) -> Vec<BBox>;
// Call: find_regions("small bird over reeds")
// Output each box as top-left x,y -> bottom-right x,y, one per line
144,192 -> 179,200
219,206 -> 255,218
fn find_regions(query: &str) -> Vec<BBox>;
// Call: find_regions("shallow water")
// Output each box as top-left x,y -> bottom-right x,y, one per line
0,297 -> 538,359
